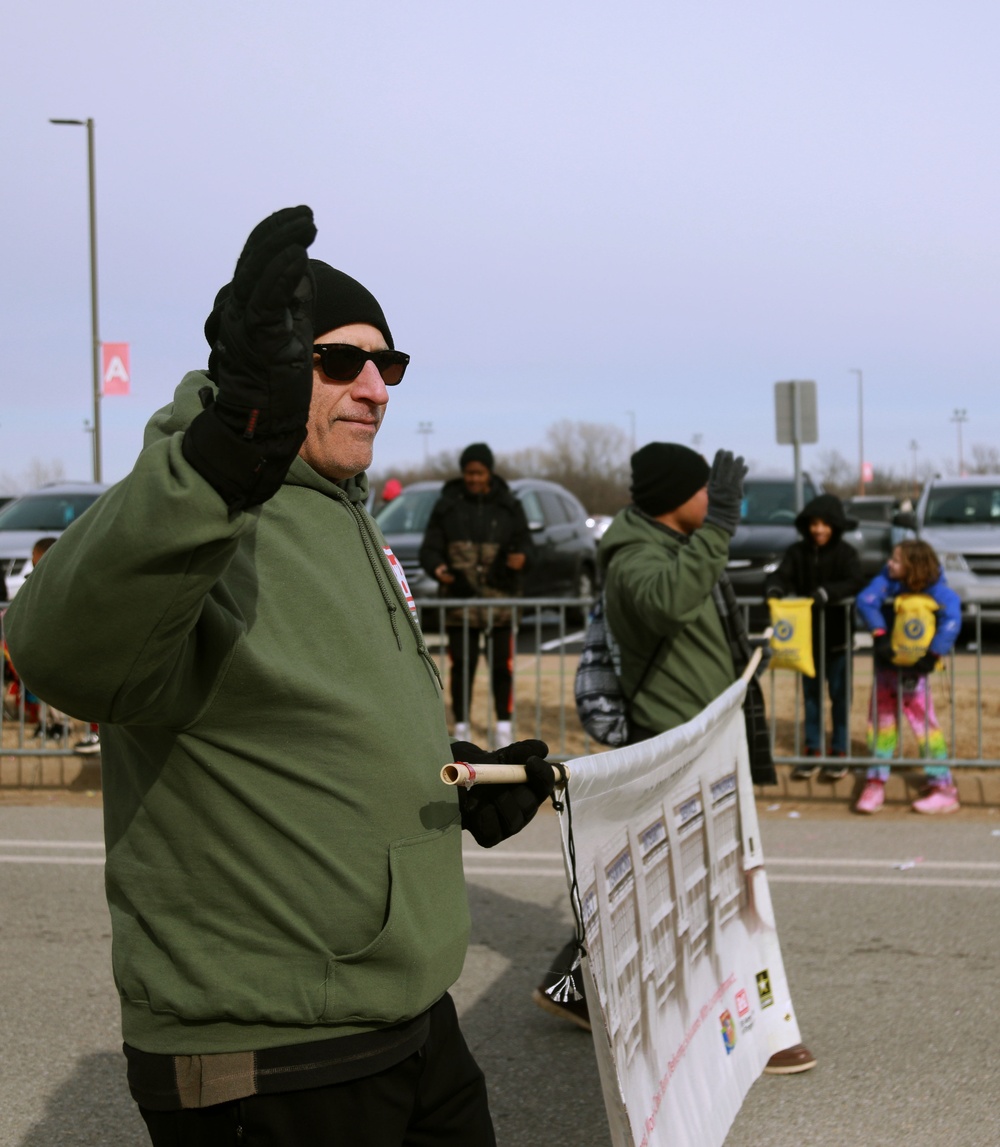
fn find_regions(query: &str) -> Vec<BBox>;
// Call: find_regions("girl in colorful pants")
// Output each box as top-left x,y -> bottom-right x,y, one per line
855,541 -> 962,815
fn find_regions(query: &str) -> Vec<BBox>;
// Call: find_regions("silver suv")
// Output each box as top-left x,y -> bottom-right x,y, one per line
898,476 -> 1000,607
0,482 -> 107,600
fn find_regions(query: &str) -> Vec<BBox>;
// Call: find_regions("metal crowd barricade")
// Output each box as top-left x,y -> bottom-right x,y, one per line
3,593 -> 996,788
745,596 -> 999,770
0,607 -> 85,786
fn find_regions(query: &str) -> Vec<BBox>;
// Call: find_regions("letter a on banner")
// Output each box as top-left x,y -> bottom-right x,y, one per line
102,342 -> 131,396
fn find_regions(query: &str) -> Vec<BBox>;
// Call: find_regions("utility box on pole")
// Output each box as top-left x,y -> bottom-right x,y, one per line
774,381 -> 818,511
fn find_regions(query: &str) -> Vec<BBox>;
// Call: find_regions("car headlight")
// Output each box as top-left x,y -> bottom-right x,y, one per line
762,560 -> 780,574
941,552 -> 970,573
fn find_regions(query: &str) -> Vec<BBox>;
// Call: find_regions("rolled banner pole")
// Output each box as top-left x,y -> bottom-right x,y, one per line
441,761 -> 571,788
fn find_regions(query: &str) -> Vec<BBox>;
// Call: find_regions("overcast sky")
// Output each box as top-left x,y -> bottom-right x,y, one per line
2,1 -> 997,492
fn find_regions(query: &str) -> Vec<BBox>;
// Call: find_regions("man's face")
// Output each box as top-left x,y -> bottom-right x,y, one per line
462,462 -> 492,495
298,323 -> 389,481
671,486 -> 710,534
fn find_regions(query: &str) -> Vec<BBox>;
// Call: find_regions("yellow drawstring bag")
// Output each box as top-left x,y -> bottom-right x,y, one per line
891,594 -> 938,666
768,597 -> 816,677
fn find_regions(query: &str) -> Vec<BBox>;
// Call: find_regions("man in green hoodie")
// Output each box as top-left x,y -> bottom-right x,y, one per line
5,207 -> 553,1146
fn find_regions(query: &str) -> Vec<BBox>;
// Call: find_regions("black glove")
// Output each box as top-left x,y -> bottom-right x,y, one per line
704,449 -> 748,536
911,651 -> 940,675
873,633 -> 895,667
452,739 -> 553,848
183,205 -> 317,510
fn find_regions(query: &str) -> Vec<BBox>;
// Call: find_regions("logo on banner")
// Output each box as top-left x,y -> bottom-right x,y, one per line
383,547 -> 417,616
102,342 -> 131,396
720,1011 -> 737,1054
756,970 -> 774,1008
735,989 -> 750,1017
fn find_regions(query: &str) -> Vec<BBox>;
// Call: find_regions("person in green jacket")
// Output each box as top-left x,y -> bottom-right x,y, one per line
5,207 -> 554,1147
535,443 -> 816,1076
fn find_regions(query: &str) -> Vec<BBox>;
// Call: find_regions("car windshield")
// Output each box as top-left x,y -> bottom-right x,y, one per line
0,493 -> 101,531
924,486 -> 1000,525
848,500 -> 896,523
740,481 -> 817,525
375,488 -> 442,534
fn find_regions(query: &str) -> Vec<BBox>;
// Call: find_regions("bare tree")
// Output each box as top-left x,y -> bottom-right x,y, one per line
498,420 -> 631,512
968,443 -> 1000,474
23,458 -> 67,489
0,459 -> 68,496
814,449 -> 854,497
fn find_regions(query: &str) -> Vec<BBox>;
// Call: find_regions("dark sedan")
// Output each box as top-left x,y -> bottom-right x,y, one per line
374,478 -> 598,607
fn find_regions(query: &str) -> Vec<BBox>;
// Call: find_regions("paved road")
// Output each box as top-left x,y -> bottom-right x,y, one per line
2,801 -> 999,1145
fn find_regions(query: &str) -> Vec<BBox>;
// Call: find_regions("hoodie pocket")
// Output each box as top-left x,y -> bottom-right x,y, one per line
322,822 -> 470,1024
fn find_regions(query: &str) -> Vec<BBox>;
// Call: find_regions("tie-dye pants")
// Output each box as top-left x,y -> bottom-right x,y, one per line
866,666 -> 951,784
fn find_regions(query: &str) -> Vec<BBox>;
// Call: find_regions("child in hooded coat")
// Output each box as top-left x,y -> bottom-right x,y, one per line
766,494 -> 865,779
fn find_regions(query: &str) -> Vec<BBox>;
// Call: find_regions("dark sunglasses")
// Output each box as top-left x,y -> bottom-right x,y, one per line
312,343 -> 410,386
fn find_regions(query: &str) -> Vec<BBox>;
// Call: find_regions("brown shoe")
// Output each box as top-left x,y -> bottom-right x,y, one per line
531,987 -> 592,1032
763,1042 -> 817,1074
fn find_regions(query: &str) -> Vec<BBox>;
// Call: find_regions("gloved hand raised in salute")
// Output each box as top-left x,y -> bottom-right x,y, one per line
451,738 -> 554,848
704,448 -> 748,536
183,205 -> 317,510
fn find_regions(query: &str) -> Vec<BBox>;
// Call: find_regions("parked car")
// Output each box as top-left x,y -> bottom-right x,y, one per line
0,482 -> 107,600
843,495 -> 903,576
725,474 -> 823,615
374,477 -> 599,609
725,474 -> 891,629
894,476 -> 1000,608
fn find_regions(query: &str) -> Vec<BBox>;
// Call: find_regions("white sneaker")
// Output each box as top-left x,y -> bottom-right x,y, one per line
453,722 -> 469,741
74,732 -> 101,756
493,720 -> 512,748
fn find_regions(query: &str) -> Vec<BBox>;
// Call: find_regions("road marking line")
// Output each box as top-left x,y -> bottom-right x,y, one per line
464,865 -> 564,877
768,873 -> 1000,889
766,857 -> 1000,871
0,839 -> 104,850
0,855 -> 104,866
462,850 -> 564,861
465,852 -> 1000,873
462,866 -> 1000,888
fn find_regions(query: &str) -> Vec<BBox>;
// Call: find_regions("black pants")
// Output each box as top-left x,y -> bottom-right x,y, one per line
447,626 -> 513,723
139,996 -> 495,1147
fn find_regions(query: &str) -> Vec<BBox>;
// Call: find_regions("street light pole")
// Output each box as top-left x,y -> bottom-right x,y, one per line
951,408 -> 968,476
50,117 -> 101,483
417,421 -> 433,466
849,368 -> 863,495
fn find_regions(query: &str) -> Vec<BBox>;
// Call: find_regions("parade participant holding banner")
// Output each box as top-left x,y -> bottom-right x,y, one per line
855,540 -> 962,815
537,442 -> 814,1074
5,206 -> 554,1147
765,493 -> 864,779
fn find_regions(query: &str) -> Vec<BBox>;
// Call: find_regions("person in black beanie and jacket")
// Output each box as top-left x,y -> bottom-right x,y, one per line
420,444 -> 533,745
766,493 -> 865,779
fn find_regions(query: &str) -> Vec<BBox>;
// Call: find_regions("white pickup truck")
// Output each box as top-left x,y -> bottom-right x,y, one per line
897,476 -> 1000,607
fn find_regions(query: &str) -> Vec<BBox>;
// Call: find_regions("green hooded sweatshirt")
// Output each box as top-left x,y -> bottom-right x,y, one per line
599,507 -> 736,733
4,373 -> 470,1055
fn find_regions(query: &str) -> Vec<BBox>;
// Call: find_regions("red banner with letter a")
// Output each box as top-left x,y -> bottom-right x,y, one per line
102,342 -> 130,396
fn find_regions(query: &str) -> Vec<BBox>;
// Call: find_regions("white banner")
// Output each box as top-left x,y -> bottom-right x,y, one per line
557,675 -> 802,1147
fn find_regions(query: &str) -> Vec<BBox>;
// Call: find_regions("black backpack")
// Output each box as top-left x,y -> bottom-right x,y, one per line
574,595 -> 661,747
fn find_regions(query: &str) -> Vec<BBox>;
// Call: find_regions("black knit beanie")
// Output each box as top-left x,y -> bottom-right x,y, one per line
630,442 -> 710,516
460,443 -> 494,472
204,258 -> 393,374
